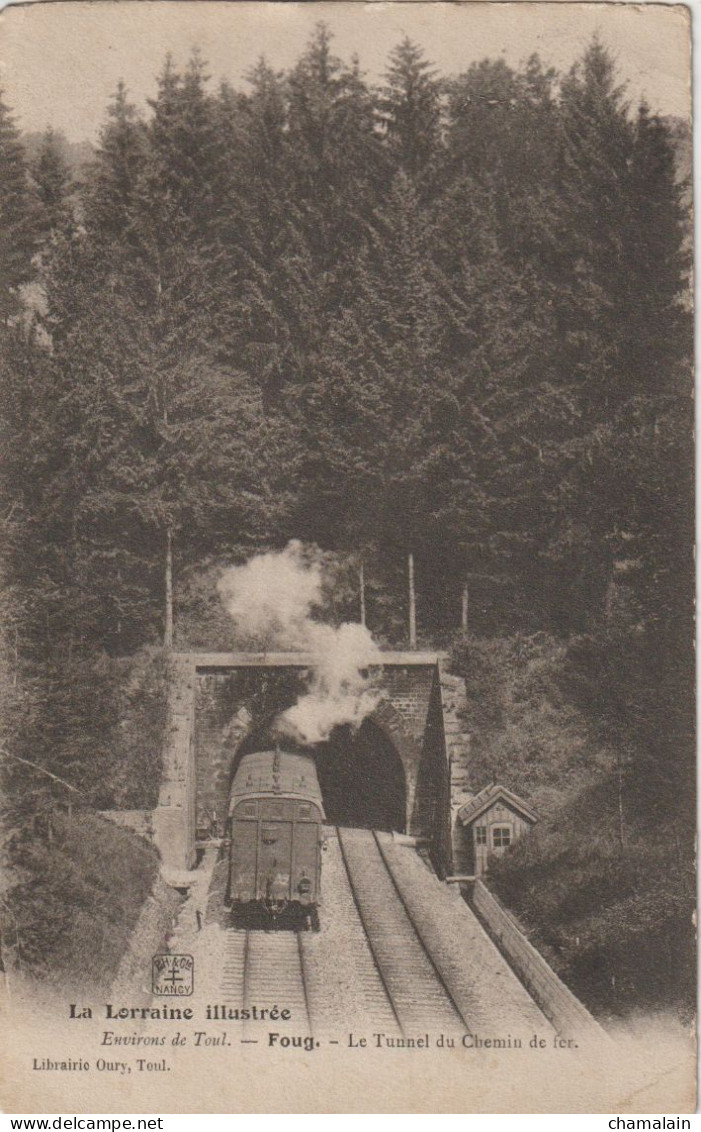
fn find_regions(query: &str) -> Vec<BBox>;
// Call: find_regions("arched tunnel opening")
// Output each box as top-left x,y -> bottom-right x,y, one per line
228,714 -> 407,834
314,719 -> 406,833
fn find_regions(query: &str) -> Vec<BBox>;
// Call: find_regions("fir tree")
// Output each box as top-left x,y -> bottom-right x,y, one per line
300,172 -> 450,565
543,42 -> 691,627
622,102 -> 691,399
84,81 -> 147,246
0,92 -> 37,322
446,55 -> 561,268
380,38 -> 443,187
555,38 -> 634,418
286,23 -> 386,287
32,128 -> 73,239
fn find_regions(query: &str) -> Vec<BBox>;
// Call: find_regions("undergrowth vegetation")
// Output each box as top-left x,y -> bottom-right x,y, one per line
1,647 -> 170,985
4,813 -> 161,993
452,626 -> 695,1020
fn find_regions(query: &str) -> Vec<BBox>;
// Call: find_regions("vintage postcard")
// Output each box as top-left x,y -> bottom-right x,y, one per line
0,0 -> 695,1115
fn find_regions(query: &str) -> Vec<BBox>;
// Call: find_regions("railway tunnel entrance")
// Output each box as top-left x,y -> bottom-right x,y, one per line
154,652 -> 453,873
315,720 -> 406,833
229,716 -> 407,834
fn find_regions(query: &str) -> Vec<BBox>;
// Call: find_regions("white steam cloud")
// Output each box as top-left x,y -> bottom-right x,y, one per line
217,541 -> 381,744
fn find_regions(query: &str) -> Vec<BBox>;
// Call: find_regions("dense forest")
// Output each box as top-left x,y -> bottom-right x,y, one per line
0,27 -> 694,1013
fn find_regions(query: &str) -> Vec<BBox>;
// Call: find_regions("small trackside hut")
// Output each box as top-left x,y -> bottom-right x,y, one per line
457,784 -> 538,877
225,749 -> 324,928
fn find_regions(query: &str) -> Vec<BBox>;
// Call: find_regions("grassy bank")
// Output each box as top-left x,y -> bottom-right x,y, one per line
1,645 -> 173,992
3,812 -> 163,994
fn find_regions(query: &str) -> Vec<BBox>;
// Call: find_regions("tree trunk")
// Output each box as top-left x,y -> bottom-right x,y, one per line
359,563 -> 366,628
408,553 -> 417,649
617,754 -> 625,849
461,582 -> 469,633
164,526 -> 173,650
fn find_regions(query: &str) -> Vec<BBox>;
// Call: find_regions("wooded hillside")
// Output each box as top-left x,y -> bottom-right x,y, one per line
0,28 -> 693,1008
452,632 -> 694,1019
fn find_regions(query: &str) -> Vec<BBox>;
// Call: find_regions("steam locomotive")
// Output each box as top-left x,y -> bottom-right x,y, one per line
225,749 -> 324,928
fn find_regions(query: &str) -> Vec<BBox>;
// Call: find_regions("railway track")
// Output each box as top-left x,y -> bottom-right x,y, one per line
219,927 -> 311,1040
336,826 -> 469,1038
211,826 -> 550,1040
375,830 -> 554,1035
297,828 -> 401,1036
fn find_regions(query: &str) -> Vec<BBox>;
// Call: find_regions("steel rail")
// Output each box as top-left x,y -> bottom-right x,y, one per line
371,830 -> 471,1035
296,929 -> 313,1034
335,826 -> 404,1036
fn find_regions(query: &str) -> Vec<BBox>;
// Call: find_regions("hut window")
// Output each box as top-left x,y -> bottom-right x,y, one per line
493,826 -> 512,848
475,826 -> 487,844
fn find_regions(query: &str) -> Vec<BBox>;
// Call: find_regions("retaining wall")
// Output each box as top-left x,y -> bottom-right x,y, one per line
438,666 -> 473,872
153,655 -> 197,870
99,809 -> 154,840
469,879 -> 610,1045
109,876 -> 182,1006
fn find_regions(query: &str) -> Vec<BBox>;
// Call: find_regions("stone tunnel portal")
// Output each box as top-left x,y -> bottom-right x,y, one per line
156,653 -> 452,873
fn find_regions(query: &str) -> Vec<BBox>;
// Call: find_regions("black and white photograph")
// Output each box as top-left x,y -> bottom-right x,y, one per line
0,0 -> 694,1115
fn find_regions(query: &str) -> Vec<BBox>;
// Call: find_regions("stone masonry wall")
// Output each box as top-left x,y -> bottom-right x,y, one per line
377,665 -> 434,741
152,654 -> 197,872
470,879 -> 609,1045
193,662 -> 438,839
438,664 -> 474,873
194,666 -> 309,834
152,654 -> 465,874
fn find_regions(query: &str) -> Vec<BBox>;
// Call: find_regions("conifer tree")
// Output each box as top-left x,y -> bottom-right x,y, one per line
428,172 -> 565,627
32,128 -> 73,239
286,24 -> 386,292
0,92 -> 37,322
220,55 -> 322,399
623,102 -> 691,400
555,38 -> 634,419
301,171 -> 450,566
380,38 -> 443,188
41,55 -> 300,649
84,81 -> 147,246
446,55 -> 560,267
526,44 -> 690,631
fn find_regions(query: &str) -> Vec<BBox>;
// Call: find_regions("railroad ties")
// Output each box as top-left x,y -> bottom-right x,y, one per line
375,831 -> 552,1035
210,826 -> 553,1043
298,827 -> 401,1036
219,928 -> 310,1044
336,827 -> 468,1039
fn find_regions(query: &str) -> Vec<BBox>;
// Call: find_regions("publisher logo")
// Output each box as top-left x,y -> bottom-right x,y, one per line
152,954 -> 194,996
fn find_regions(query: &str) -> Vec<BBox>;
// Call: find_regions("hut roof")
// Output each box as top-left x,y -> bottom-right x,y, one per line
457,783 -> 538,827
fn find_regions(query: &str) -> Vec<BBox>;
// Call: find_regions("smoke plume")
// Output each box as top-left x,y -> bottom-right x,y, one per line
217,541 -> 381,744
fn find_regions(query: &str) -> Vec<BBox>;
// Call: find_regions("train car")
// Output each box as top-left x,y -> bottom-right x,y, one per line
225,748 -> 324,927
